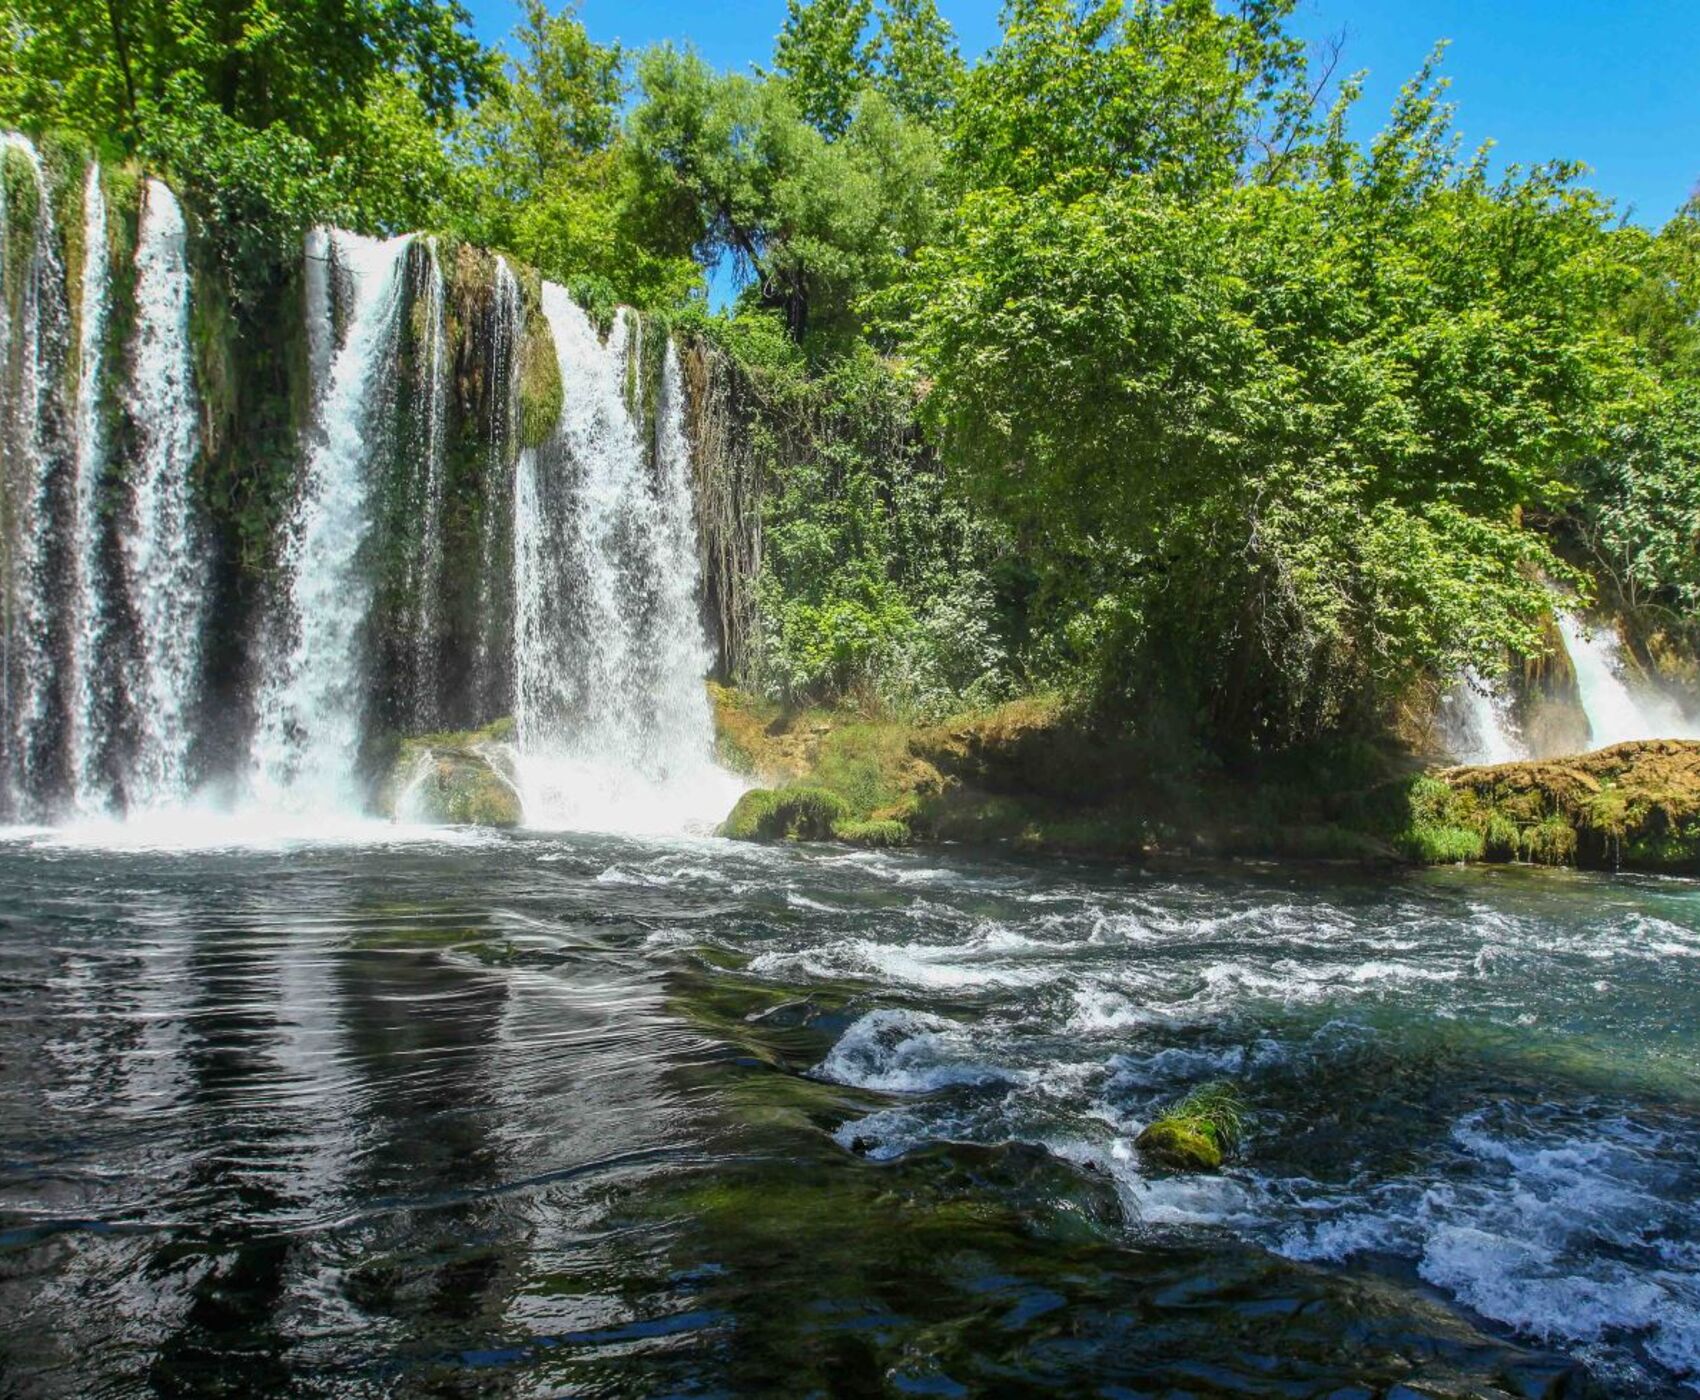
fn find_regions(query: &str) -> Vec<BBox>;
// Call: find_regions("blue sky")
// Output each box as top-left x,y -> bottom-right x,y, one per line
462,0 -> 1700,227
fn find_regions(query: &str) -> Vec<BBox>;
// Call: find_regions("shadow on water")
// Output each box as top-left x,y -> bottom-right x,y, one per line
1,832 -> 1692,1395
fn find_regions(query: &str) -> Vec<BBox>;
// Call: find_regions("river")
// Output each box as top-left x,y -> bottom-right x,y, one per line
1,825 -> 1695,1396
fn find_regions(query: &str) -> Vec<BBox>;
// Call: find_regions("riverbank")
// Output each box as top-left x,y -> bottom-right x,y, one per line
709,686 -> 1700,875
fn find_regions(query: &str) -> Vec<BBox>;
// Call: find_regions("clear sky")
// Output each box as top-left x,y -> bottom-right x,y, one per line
461,0 -> 1700,227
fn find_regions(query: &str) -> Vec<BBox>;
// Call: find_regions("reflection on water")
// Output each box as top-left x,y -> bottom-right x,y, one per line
0,829 -> 1695,1396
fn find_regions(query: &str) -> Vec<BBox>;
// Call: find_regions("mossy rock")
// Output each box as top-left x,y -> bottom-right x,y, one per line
386,718 -> 523,828
1135,1120 -> 1223,1173
1430,739 -> 1700,872
405,753 -> 523,827
1135,1082 -> 1244,1174
831,817 -> 911,847
720,786 -> 849,842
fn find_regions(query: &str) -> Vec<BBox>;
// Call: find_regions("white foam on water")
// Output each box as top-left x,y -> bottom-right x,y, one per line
812,1008 -> 1029,1094
1265,1107 -> 1700,1391
6,806 -> 503,853
751,932 -> 1069,992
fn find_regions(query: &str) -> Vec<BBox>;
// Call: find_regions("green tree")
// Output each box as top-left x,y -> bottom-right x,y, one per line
0,0 -> 491,276
950,0 -> 1318,199
456,0 -> 698,304
772,0 -> 962,138
773,0 -> 874,138
895,55 -> 1635,749
870,0 -> 963,125
630,45 -> 941,345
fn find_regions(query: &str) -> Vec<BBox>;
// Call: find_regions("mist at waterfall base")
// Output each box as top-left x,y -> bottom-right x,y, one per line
2,835 -> 1698,1396
0,147 -> 740,839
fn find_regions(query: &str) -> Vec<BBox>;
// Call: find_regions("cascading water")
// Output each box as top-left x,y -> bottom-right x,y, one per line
512,285 -> 741,833
67,161 -> 109,811
472,255 -> 522,719
119,179 -> 207,809
0,132 -> 74,819
402,238 -> 449,729
6,165 -> 737,833
1438,669 -> 1523,765
250,230 -> 413,812
1557,612 -> 1700,749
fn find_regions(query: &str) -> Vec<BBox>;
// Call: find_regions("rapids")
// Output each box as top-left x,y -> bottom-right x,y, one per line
0,828 -> 1694,1397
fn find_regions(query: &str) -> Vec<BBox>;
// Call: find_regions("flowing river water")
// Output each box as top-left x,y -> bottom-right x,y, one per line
1,825 -> 1695,1397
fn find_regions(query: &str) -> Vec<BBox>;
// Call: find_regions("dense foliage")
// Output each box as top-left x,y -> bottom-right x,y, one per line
3,0 -> 1695,750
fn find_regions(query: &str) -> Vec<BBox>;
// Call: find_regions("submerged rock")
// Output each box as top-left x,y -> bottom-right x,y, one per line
384,719 -> 523,827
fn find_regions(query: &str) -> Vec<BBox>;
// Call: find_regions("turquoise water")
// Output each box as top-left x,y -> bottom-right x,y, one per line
0,826 -> 1695,1396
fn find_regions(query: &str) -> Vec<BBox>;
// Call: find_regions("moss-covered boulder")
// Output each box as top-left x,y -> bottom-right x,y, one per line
720,786 -> 849,842
385,719 -> 523,827
1135,1082 -> 1245,1174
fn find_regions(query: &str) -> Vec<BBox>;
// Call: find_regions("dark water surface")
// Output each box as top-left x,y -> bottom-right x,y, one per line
1,825 -> 1696,1397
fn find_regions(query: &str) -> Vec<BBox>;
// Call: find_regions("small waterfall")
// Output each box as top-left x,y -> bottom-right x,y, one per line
1440,669 -> 1524,766
400,238 -> 449,729
513,286 -> 740,833
250,230 -> 413,811
120,179 -> 207,810
67,162 -> 110,811
473,256 -> 521,719
0,133 -> 75,818
1557,613 -> 1700,749
303,227 -> 334,401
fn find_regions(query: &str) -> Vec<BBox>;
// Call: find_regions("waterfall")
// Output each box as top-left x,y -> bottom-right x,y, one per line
1557,613 -> 1700,749
1439,669 -> 1524,766
67,162 -> 110,811
120,179 -> 207,810
401,238 -> 449,729
250,230 -> 413,811
303,227 -> 334,401
473,255 -> 521,719
512,286 -> 740,833
0,133 -> 74,819
4,169 -> 739,833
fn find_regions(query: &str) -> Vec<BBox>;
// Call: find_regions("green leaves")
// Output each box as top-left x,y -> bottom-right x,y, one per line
897,61 -> 1644,747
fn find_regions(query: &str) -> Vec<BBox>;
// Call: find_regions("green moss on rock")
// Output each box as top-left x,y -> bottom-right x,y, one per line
516,310 -> 561,448
720,786 -> 849,842
385,718 -> 523,828
832,817 -> 911,847
1135,1082 -> 1245,1173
